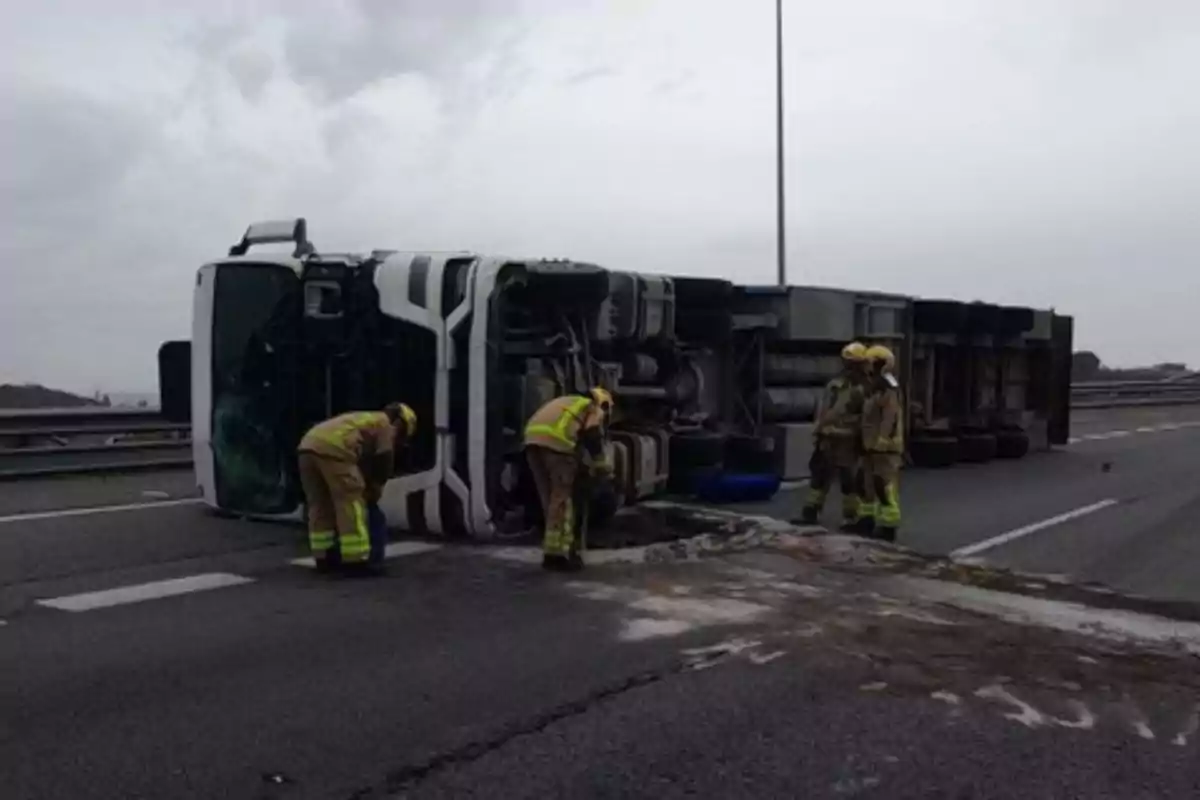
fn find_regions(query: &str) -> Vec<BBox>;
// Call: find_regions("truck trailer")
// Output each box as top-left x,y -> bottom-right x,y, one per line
157,219 -> 1073,540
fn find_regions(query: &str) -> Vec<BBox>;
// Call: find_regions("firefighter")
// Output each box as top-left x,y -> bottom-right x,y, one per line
794,341 -> 868,528
296,402 -> 417,572
857,344 -> 904,542
524,387 -> 614,571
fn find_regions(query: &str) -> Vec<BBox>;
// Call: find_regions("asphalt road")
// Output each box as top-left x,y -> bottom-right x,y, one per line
2,406 -> 1200,799
745,405 -> 1200,603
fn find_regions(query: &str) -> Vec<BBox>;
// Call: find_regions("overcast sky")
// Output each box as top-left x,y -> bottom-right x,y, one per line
3,0 -> 1199,394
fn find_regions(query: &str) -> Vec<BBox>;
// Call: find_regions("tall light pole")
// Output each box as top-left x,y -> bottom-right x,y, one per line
775,0 -> 787,287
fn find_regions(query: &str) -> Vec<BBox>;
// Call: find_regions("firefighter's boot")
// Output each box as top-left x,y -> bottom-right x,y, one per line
794,505 -> 820,526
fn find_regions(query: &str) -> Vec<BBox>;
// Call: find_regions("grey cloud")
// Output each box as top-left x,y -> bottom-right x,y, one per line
1,81 -> 151,248
651,72 -> 694,97
563,66 -> 618,87
282,0 -> 526,102
224,44 -> 277,103
5,0 -> 1200,391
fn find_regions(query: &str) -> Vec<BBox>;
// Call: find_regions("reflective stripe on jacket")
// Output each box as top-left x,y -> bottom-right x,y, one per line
862,374 -> 904,454
524,395 -> 602,456
298,411 -> 395,463
815,375 -> 864,438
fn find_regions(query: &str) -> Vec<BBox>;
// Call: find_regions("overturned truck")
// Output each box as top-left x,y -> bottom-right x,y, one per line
157,219 -> 1073,540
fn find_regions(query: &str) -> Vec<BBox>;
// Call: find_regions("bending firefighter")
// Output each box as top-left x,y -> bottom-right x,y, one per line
855,344 -> 904,541
795,341 -> 868,528
523,387 -> 615,572
297,402 -> 417,572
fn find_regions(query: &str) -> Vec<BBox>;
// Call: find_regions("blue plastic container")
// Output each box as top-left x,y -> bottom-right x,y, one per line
693,471 -> 782,504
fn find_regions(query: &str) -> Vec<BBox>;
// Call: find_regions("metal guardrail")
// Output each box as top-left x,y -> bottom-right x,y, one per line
1069,376 -> 1200,409
0,408 -> 191,480
1,379 -> 1200,478
1071,377 -> 1200,395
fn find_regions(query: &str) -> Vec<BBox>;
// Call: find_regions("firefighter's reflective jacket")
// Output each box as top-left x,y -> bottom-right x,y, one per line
523,394 -> 608,467
862,374 -> 904,454
814,376 -> 865,438
298,411 -> 396,463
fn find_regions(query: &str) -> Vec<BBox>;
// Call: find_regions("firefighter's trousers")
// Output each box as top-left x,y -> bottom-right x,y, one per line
297,452 -> 372,564
859,452 -> 902,533
803,435 -> 861,524
525,445 -> 581,558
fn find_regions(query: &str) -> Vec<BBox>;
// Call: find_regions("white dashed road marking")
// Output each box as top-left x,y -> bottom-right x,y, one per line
22,543 -> 443,621
0,498 -> 203,525
951,499 -> 1119,560
289,541 -> 442,568
1067,420 -> 1200,445
37,573 -> 254,612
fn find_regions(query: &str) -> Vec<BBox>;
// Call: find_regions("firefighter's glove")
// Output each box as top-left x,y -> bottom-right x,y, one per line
588,457 -> 614,480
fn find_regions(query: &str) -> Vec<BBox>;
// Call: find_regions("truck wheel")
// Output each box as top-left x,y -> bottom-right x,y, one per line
669,431 -> 725,469
996,430 -> 1030,459
668,464 -> 723,495
909,436 -> 959,468
959,433 -> 998,463
724,434 -> 777,474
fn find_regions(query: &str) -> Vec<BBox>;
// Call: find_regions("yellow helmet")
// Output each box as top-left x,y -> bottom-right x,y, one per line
385,402 -> 418,438
865,344 -> 895,373
841,341 -> 868,362
590,386 -> 614,412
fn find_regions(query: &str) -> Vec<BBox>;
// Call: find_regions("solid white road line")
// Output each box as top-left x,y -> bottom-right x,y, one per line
289,541 -> 442,568
37,573 -> 254,612
0,498 -> 202,525
951,499 -> 1119,560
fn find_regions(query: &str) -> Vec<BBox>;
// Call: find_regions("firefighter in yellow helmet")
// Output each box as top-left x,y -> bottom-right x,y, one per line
524,386 -> 614,571
296,402 -> 417,572
856,344 -> 904,541
793,341 -> 868,528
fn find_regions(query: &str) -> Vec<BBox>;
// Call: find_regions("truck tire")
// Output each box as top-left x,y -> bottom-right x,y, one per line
959,432 -> 998,463
668,464 -> 723,495
724,434 -> 778,474
669,431 -> 725,469
909,436 -> 959,468
996,430 -> 1030,459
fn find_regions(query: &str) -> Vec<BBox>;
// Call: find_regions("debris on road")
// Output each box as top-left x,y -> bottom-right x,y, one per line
546,500 -> 1200,747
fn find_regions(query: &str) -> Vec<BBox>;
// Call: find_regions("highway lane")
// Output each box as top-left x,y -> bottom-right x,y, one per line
0,547 -> 728,799
0,469 -> 197,517
747,406 -> 1200,603
2,406 -> 1200,798
3,404 -> 1200,609
0,503 -> 299,613
2,534 -> 1198,798
408,638 -> 1199,800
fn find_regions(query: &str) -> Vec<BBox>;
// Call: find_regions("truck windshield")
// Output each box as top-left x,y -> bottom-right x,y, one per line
210,263 -> 301,514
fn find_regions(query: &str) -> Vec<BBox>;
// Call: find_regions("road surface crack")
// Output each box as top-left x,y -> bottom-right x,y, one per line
343,661 -> 688,798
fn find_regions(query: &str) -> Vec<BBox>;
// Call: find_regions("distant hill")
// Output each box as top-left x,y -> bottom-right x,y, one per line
0,383 -> 107,410
1072,352 -> 1191,382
